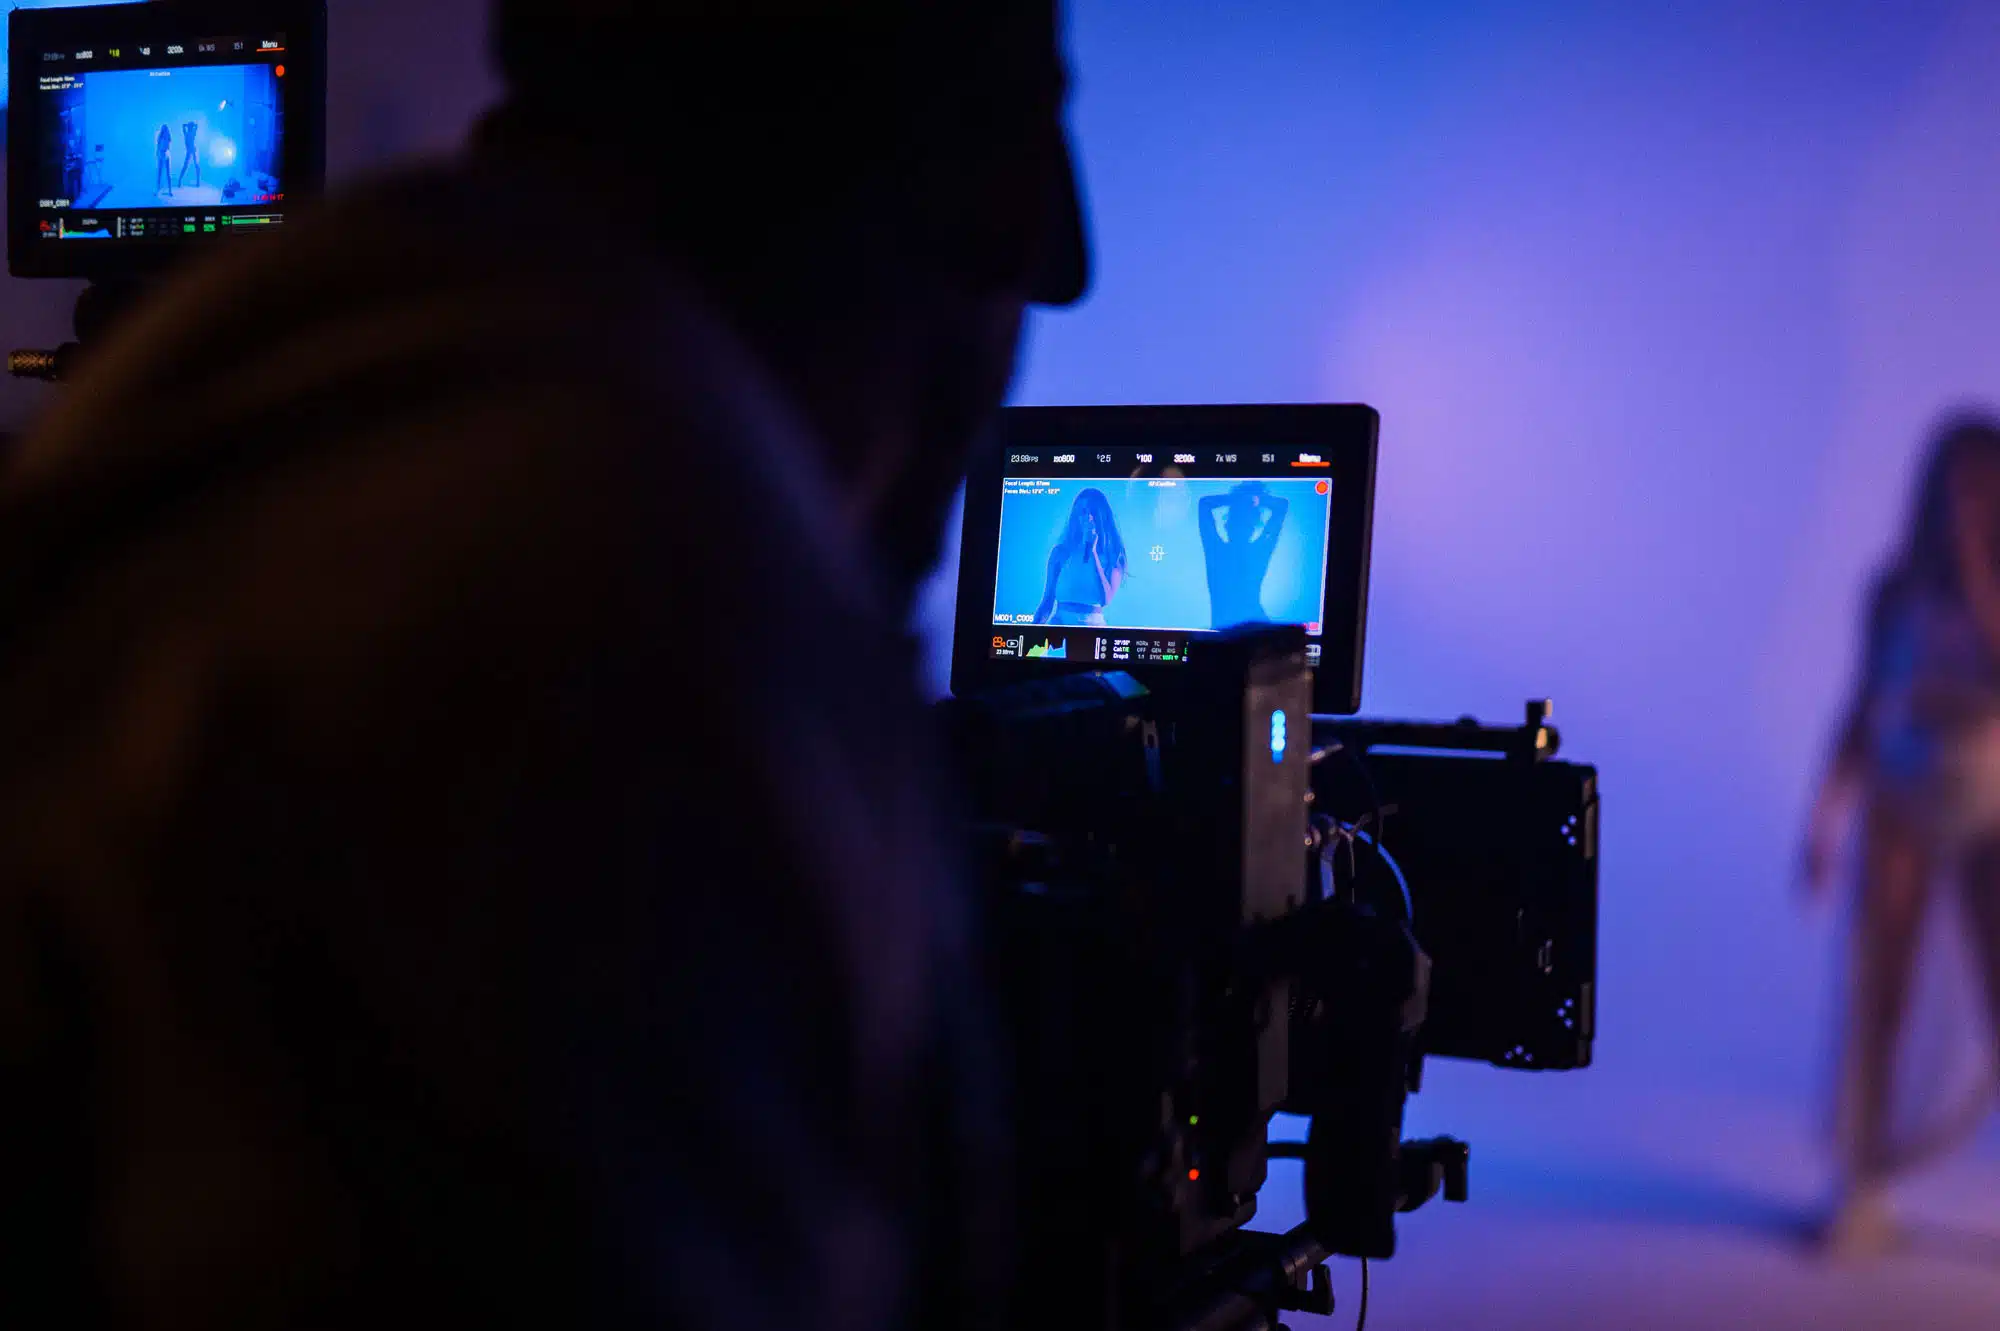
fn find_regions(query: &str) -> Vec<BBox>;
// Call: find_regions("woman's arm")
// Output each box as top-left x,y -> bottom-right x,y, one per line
1260,497 -> 1289,544
1802,708 -> 1868,898
1033,547 -> 1062,624
1199,495 -> 1224,550
1801,589 -> 1887,900
1090,548 -> 1123,605
1952,491 -> 2000,662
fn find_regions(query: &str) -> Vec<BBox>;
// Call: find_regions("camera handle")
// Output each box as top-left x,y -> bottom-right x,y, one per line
1316,698 -> 1561,764
9,280 -> 150,384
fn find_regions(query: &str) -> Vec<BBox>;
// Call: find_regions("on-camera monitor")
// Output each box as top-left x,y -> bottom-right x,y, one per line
952,405 -> 1378,715
8,1 -> 327,279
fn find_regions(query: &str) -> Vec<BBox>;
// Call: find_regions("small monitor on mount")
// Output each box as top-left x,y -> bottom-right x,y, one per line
8,0 -> 327,281
951,404 -> 1379,715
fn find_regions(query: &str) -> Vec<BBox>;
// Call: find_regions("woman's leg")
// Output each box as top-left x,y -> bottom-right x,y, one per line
1826,797 -> 1930,1251
1870,838 -> 2000,1178
1956,837 -> 2000,1100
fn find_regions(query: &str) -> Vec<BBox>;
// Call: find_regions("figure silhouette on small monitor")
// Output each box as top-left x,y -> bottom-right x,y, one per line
1199,481 -> 1288,628
154,122 -> 173,196
178,119 -> 200,188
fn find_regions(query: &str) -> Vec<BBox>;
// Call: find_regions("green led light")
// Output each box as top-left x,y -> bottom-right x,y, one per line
1188,1115 -> 1200,1127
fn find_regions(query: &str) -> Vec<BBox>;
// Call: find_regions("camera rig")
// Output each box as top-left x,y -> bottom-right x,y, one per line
943,625 -> 1598,1331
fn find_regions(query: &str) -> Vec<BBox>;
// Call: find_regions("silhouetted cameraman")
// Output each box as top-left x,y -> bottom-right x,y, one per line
0,2 -> 1087,1327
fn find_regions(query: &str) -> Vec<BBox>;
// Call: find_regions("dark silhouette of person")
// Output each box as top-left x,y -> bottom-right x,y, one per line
154,122 -> 173,195
1802,416 -> 2000,1260
178,119 -> 200,188
0,3 -> 1088,1329
61,130 -> 83,204
1199,480 -> 1290,628
1034,487 -> 1128,625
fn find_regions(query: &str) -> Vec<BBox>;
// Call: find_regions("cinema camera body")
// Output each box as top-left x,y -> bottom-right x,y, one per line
946,406 -> 1600,1331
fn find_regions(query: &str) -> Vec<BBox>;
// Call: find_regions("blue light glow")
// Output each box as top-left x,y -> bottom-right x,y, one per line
1269,709 -> 1287,764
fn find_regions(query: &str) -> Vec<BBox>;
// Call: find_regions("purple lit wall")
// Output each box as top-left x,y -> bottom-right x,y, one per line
920,0 -> 2000,1137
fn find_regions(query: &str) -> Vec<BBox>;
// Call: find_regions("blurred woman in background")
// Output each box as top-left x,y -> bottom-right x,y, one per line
1803,416 -> 2000,1259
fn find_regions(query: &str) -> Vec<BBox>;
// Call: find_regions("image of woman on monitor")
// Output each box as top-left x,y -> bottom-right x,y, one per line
1200,481 -> 1289,628
178,118 -> 201,189
154,122 -> 174,197
1034,488 -> 1129,627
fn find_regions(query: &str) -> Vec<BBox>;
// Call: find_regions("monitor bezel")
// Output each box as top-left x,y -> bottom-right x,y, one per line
8,0 -> 329,281
950,403 -> 1378,714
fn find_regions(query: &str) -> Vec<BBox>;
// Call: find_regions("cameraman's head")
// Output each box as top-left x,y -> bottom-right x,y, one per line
489,0 -> 1090,590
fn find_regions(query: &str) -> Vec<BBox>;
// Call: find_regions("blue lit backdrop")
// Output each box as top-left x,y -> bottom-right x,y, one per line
43,63 -> 281,209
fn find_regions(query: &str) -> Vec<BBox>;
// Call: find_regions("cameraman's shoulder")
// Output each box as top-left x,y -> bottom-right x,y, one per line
2,156 -> 874,676
323,163 -> 887,623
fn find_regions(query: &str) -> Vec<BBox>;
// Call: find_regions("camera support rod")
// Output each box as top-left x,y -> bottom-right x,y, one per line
1314,699 -> 1561,764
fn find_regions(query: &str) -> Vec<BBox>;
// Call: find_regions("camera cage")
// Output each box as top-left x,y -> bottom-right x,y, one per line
951,630 -> 1599,1330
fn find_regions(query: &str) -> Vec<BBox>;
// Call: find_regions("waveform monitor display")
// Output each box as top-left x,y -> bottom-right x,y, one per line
991,633 -> 1072,660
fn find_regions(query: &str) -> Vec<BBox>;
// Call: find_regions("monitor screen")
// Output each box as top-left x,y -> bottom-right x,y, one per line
991,471 -> 1334,661
9,1 -> 325,278
953,405 -> 1378,714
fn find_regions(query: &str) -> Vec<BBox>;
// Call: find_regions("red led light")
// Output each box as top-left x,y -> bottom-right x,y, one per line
275,65 -> 285,77
1187,1168 -> 1200,1182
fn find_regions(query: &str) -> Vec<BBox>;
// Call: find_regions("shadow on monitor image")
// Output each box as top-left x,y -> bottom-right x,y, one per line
41,64 -> 282,210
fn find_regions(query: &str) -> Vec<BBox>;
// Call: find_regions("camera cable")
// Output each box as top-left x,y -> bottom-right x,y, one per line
1347,827 -> 1412,925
